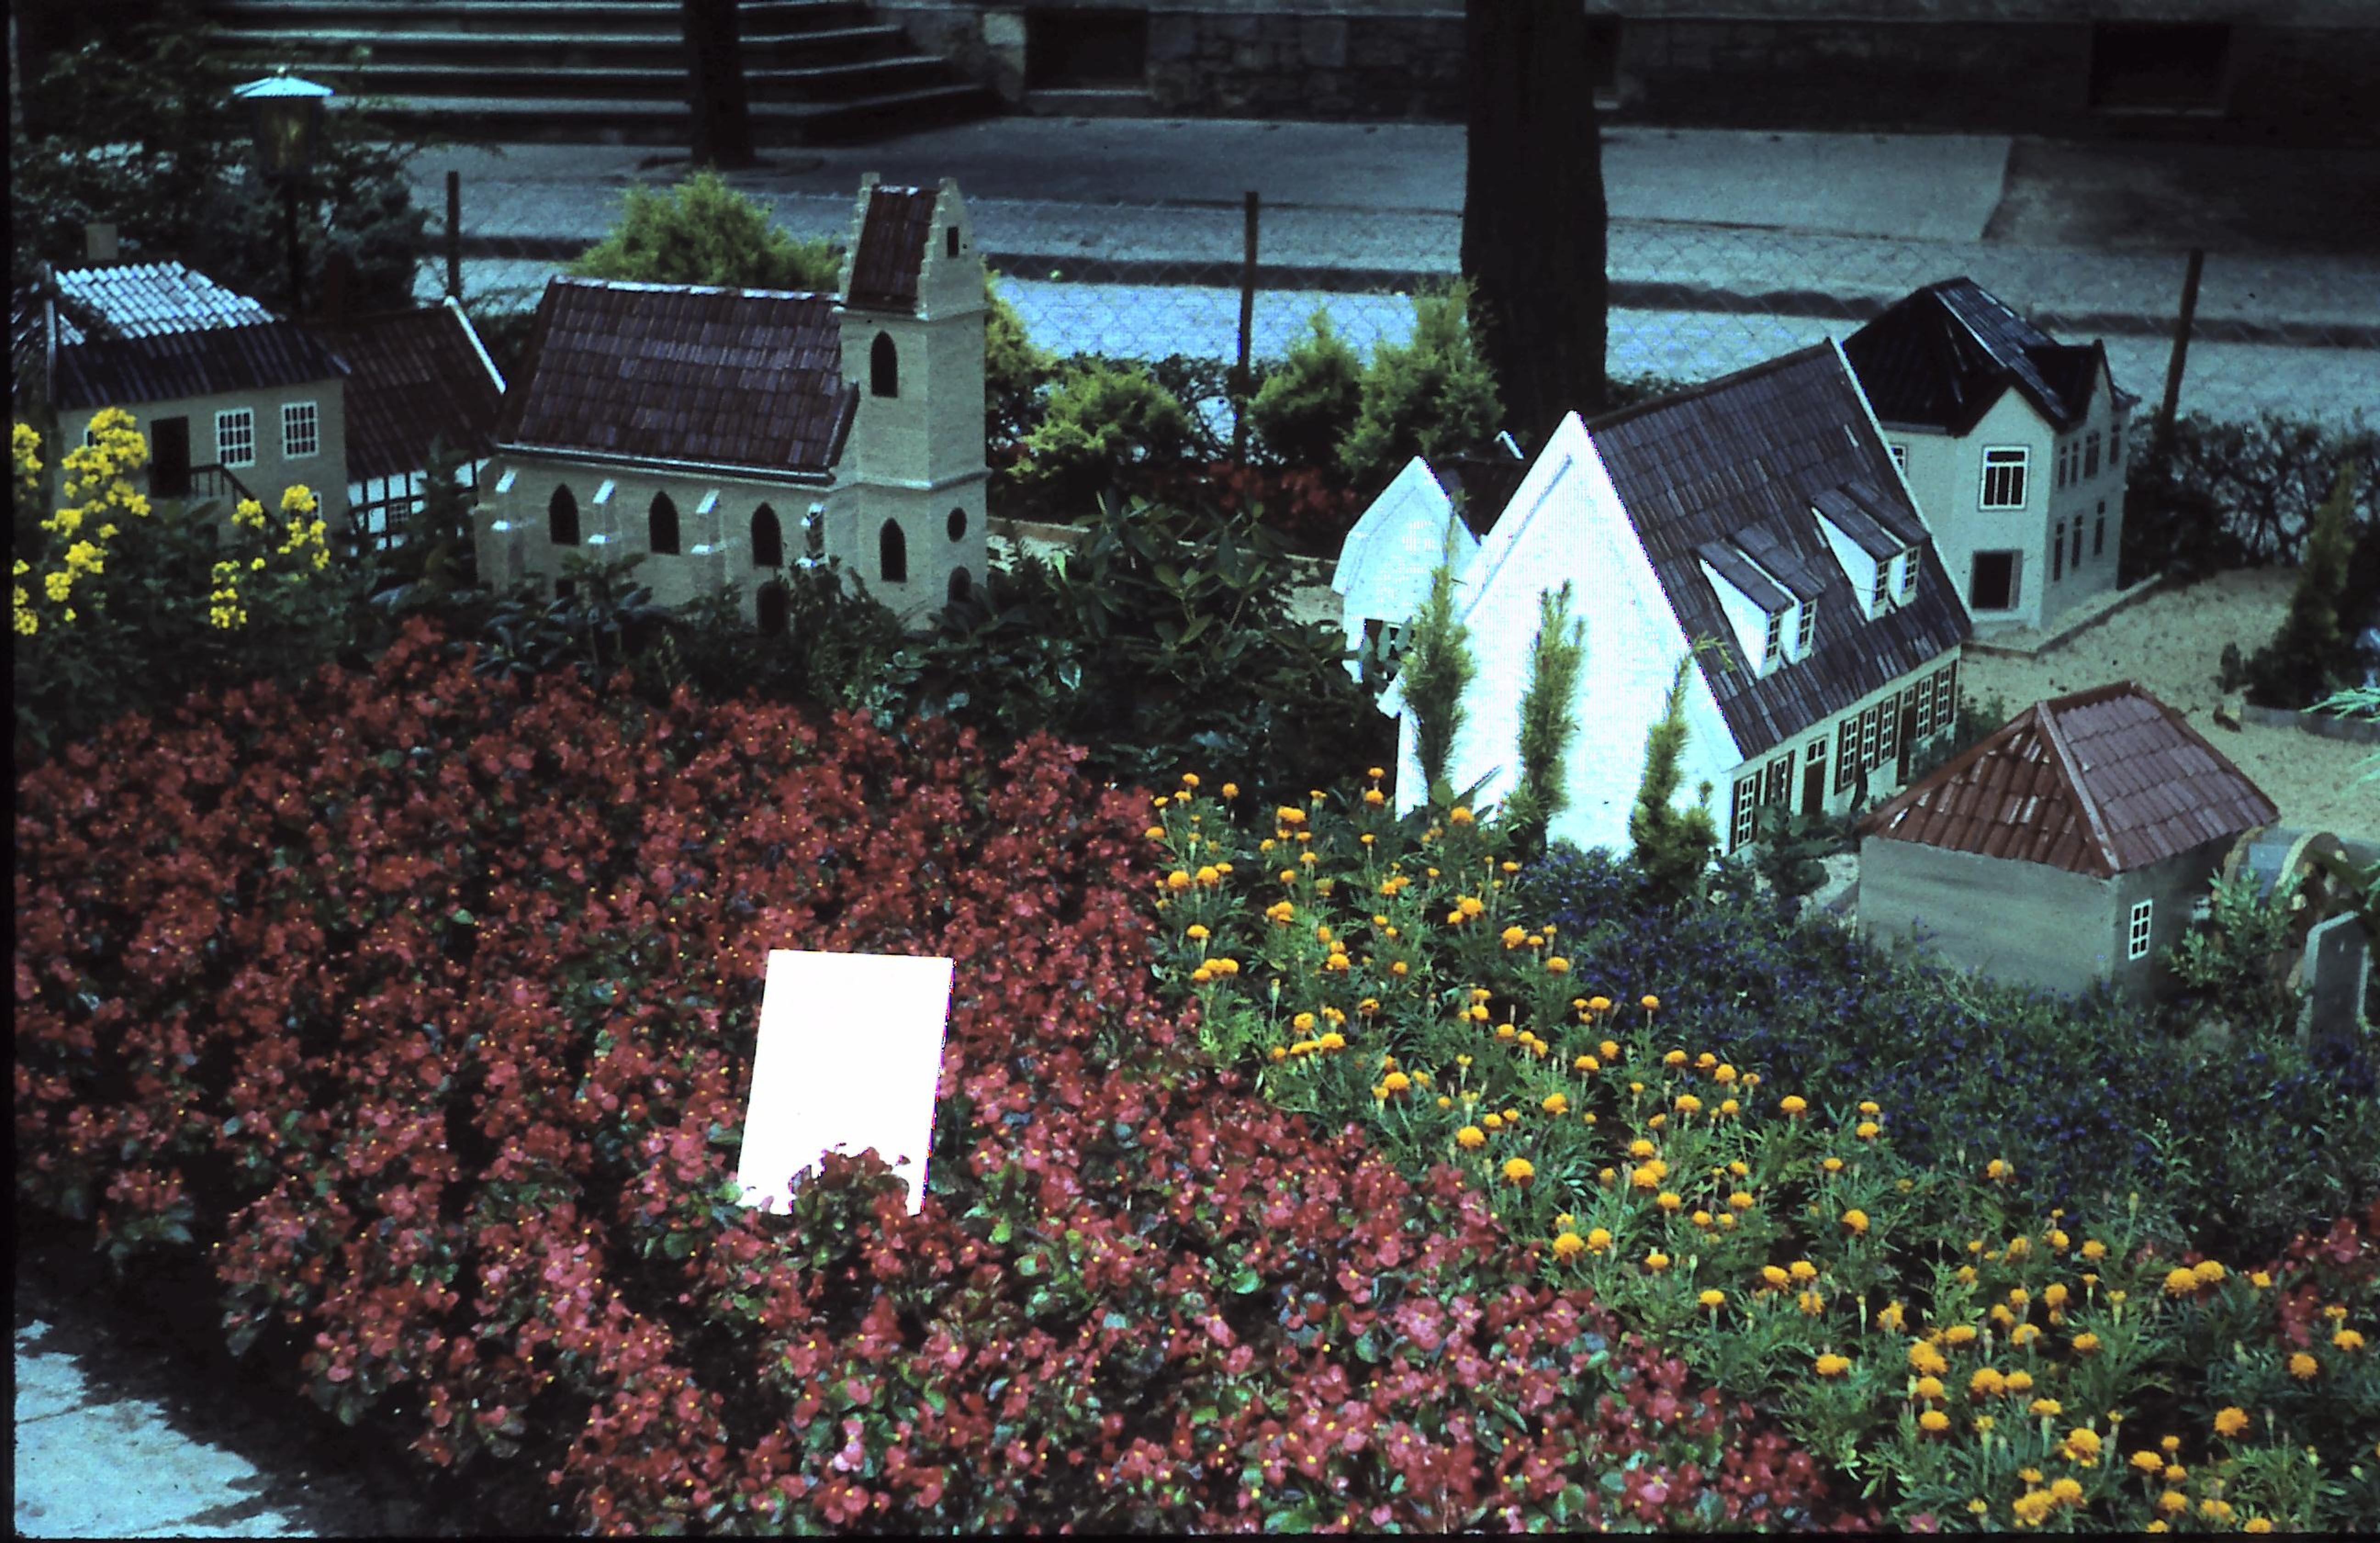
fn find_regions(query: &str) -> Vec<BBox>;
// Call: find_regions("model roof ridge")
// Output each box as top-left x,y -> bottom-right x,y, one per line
1576,339 -> 1841,437
551,274 -> 841,302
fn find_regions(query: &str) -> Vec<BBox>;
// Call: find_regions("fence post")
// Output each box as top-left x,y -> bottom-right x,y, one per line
1234,190 -> 1259,461
446,170 -> 463,303
2154,247 -> 2204,458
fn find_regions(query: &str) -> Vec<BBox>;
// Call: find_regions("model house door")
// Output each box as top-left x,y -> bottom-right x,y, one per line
150,416 -> 191,498
1896,700 -> 1919,784
1802,756 -> 1825,817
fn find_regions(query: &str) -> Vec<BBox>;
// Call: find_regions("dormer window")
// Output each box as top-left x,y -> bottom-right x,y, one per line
1763,609 -> 1785,669
1796,599 -> 1817,658
1871,564 -> 1892,614
1894,549 -> 1916,602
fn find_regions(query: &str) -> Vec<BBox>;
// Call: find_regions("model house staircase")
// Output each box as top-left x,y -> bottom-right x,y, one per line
202,1 -> 998,145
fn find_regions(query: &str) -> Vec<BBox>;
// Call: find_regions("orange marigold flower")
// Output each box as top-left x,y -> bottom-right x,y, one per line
2064,1429 -> 2101,1462
1970,1368 -> 2005,1397
1586,1228 -> 1612,1252
2071,1332 -> 2102,1355
1502,1157 -> 1535,1186
1551,1231 -> 1587,1262
2191,1259 -> 2225,1286
1643,1250 -> 1671,1272
1455,1126 -> 1486,1150
2130,1450 -> 2163,1473
1640,994 -> 1660,1011
1919,1409 -> 1950,1434
2288,1352 -> 2319,1380
1698,1289 -> 1725,1309
1913,1375 -> 1944,1401
2335,1329 -> 2366,1352
1779,1095 -> 1808,1117
2214,1407 -> 2251,1438
1814,1353 -> 1850,1377
1841,1208 -> 1871,1235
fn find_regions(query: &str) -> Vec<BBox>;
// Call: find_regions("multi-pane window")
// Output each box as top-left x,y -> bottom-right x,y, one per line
281,400 -> 319,459
1915,677 -> 1937,742
2084,431 -> 2101,479
1796,598 -> 1818,657
1877,690 -> 1901,765
1763,755 -> 1793,809
1980,447 -> 2029,509
1859,703 -> 1881,770
2127,899 -> 2154,961
1871,563 -> 1892,613
1836,717 -> 1861,792
2053,521 -> 2066,582
1933,662 -> 1959,727
1895,550 -> 1917,601
1731,776 -> 1759,852
1763,608 -> 1785,670
215,408 -> 256,467
1887,441 -> 1908,474
2094,503 -> 2107,557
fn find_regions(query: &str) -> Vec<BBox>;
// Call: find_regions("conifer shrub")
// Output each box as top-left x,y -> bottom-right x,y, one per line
2233,467 -> 2362,709
569,171 -> 841,291
1248,311 -> 1364,469
1627,650 -> 1721,912
1396,542 -> 1476,805
1015,359 -> 1196,509
1339,280 -> 1506,491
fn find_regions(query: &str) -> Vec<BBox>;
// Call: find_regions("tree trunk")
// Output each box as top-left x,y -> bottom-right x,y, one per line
1460,0 -> 1609,448
683,0 -> 755,169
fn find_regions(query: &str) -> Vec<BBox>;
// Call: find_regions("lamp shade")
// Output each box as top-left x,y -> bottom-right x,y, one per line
233,71 -> 335,180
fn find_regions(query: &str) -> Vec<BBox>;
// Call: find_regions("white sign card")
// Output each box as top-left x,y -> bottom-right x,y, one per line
736,949 -> 955,1217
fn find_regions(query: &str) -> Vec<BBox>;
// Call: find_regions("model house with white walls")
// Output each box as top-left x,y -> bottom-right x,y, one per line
1842,277 -> 2137,636
1331,454 -> 1480,681
474,175 -> 988,631
1386,342 -> 1972,857
310,298 -> 507,552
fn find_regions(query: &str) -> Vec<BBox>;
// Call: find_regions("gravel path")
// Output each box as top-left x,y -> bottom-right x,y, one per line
1959,566 -> 2379,840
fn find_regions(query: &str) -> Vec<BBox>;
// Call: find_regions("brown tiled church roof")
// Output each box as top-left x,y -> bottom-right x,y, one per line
494,277 -> 854,478
310,301 -> 505,482
1581,343 -> 1971,761
1856,681 -> 2278,878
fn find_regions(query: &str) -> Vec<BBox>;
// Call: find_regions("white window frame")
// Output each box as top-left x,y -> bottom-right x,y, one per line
1870,563 -> 1892,614
1894,549 -> 1916,602
1887,441 -> 1908,474
2127,899 -> 2154,961
1980,446 -> 2029,510
216,407 -> 257,468
1763,608 -> 1785,670
1796,598 -> 1817,657
1731,776 -> 1759,852
281,400 -> 320,460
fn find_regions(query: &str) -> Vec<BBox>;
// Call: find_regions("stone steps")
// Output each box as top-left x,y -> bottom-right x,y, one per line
202,0 -> 999,145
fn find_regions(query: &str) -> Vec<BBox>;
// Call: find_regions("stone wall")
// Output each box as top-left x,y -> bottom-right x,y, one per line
876,1 -> 2378,143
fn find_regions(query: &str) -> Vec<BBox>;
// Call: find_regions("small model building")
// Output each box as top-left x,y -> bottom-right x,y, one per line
1855,681 -> 2279,1001
1387,342 -> 1971,856
308,298 -> 507,552
474,175 -> 988,632
12,260 -> 349,523
1331,454 -> 1478,681
1842,277 -> 2137,636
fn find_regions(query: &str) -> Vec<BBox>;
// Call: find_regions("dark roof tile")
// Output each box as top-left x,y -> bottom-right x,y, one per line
1582,344 -> 1970,760
309,302 -> 505,482
495,277 -> 853,476
846,185 -> 939,314
1842,277 -> 2110,435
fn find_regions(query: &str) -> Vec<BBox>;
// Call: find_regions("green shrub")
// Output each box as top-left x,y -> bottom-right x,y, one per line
2123,411 -> 2379,585
983,269 -> 1052,456
1628,649 -> 1721,912
1015,358 -> 1196,510
1249,311 -> 1364,468
1339,279 -> 1505,490
2236,467 -> 2361,709
1501,581 -> 1586,856
569,170 -> 840,291
1397,540 -> 1476,805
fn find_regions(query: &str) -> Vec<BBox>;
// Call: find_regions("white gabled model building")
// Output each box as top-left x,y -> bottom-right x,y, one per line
1330,454 -> 1478,681
1388,342 -> 1973,857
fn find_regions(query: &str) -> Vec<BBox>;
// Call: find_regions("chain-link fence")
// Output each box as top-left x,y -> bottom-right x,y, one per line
433,189 -> 2380,436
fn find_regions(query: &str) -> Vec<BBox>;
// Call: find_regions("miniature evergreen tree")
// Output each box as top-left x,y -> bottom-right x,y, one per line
1499,581 -> 1584,857
1339,279 -> 1505,490
2243,465 -> 2358,709
1628,648 -> 1720,911
569,171 -> 840,291
1398,518 -> 1476,804
1248,310 -> 1363,468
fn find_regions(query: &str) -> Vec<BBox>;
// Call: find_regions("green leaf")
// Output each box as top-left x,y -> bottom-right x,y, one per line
1229,1265 -> 1261,1294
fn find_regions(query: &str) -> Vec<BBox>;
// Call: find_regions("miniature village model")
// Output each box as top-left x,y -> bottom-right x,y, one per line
473,176 -> 989,632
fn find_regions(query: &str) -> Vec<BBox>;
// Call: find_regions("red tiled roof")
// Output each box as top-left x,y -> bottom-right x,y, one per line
310,301 -> 505,482
846,185 -> 939,314
494,277 -> 853,477
1855,681 -> 2279,877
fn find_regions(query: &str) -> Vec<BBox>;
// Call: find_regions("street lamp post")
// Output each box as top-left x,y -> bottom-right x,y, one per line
233,69 -> 335,319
